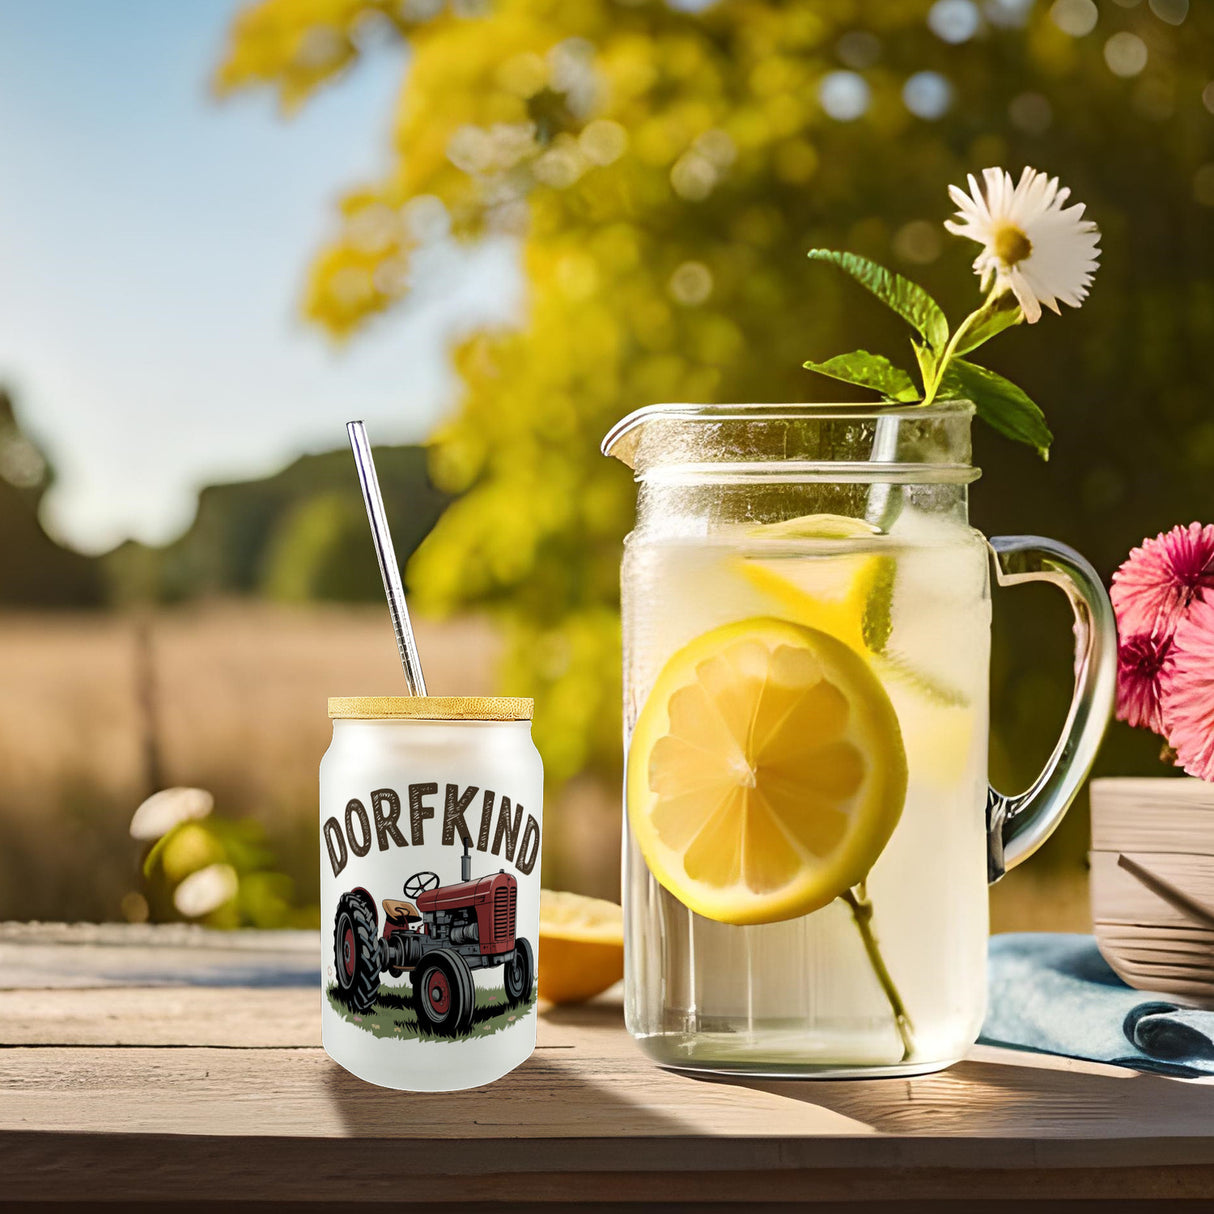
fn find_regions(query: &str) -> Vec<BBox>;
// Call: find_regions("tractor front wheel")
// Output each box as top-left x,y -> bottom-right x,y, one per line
333,892 -> 381,1014
504,937 -> 534,1007
415,949 -> 475,1037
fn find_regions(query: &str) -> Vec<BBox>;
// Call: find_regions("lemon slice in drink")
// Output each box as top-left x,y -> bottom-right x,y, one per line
738,514 -> 892,653
739,512 -> 967,708
628,617 -> 907,926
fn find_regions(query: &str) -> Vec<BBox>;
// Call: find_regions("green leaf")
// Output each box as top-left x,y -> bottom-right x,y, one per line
941,358 -> 1053,459
802,350 -> 920,402
808,250 -> 949,353
911,339 -> 934,392
954,295 -> 1023,356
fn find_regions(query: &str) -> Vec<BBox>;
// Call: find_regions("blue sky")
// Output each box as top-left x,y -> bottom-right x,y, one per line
0,1 -> 517,551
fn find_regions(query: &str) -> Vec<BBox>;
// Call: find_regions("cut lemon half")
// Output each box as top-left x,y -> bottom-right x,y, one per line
538,890 -> 624,1004
628,617 -> 907,926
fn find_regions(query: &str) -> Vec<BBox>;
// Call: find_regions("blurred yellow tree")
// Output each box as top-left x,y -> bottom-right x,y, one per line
217,0 -> 1214,812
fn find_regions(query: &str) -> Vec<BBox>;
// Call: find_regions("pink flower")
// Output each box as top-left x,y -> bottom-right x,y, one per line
1116,632 -> 1174,734
1163,597 -> 1214,782
1111,522 -> 1214,639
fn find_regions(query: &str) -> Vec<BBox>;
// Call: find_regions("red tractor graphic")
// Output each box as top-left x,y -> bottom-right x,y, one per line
332,840 -> 534,1036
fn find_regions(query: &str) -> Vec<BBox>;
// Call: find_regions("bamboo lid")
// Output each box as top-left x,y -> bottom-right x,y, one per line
328,696 -> 533,721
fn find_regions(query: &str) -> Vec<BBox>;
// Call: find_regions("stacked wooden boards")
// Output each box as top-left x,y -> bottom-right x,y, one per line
1090,776 -> 1214,1004
6,922 -> 1214,1206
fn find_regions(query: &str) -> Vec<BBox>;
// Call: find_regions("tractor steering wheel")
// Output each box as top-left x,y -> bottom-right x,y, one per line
403,871 -> 441,898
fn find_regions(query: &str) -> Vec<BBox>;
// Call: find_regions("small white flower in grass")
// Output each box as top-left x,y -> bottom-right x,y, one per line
130,787 -> 214,841
944,166 -> 1100,323
173,862 -> 238,918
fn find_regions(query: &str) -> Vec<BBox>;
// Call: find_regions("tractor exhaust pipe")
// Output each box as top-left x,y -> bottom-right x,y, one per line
461,838 -> 471,883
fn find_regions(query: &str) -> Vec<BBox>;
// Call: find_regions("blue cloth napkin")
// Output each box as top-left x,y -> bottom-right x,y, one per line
980,932 -> 1214,1079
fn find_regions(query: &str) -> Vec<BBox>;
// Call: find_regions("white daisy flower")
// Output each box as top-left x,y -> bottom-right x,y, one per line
944,166 -> 1101,323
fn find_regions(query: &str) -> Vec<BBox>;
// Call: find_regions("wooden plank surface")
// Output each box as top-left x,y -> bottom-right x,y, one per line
0,921 -> 318,988
3,924 -> 1214,1205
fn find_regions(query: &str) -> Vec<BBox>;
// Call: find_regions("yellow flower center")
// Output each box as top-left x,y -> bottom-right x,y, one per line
993,224 -> 1032,266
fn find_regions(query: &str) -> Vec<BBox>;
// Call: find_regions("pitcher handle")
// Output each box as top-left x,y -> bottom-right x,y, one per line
986,536 -> 1117,883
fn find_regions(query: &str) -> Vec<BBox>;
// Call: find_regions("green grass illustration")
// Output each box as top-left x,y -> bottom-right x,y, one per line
327,981 -> 536,1041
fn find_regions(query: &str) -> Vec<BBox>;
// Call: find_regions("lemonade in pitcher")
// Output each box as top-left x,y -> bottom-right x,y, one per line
606,402 -> 1114,1077
624,510 -> 991,1073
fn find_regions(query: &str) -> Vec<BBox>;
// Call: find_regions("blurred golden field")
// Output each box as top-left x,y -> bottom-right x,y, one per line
0,604 -> 620,923
0,598 -> 1083,931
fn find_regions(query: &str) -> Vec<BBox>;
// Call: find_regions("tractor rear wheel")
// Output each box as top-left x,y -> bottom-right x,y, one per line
415,949 -> 475,1037
333,892 -> 381,1014
504,937 -> 534,1007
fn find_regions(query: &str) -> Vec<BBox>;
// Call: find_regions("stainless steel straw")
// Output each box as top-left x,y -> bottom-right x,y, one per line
864,414 -> 900,531
347,420 -> 427,695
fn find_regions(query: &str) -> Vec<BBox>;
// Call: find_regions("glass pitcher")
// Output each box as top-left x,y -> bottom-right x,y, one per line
602,401 -> 1115,1077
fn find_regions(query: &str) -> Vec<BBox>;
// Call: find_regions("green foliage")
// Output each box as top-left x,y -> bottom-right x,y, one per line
942,359 -> 1053,460
806,250 -> 949,352
954,293 -> 1023,355
213,0 -> 437,113
804,250 -> 1048,452
498,607 -> 622,785
139,806 -> 317,929
0,389 -> 103,607
105,445 -> 446,605
802,351 -> 919,401
262,492 -> 379,602
218,0 -> 1214,855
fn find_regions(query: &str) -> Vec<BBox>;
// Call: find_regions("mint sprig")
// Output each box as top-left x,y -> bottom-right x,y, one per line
803,249 -> 1051,458
940,359 -> 1051,459
802,351 -> 920,402
807,250 -> 949,353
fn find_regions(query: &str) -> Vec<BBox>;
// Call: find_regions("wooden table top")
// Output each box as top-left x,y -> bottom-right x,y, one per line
3,923 -> 1214,1208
